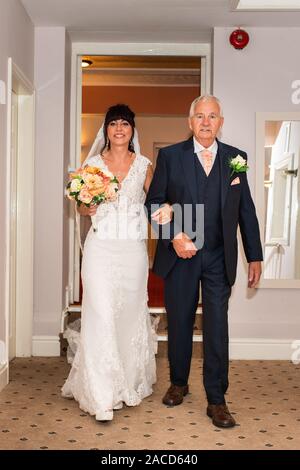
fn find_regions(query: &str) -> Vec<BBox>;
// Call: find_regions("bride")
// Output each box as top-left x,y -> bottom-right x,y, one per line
61,104 -> 169,421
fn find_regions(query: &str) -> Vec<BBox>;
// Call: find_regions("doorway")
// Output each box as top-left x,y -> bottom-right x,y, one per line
80,54 -> 201,282
68,43 -> 210,305
4,59 -> 34,382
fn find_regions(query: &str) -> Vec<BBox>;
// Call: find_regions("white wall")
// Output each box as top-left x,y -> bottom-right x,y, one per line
34,27 -> 71,341
214,27 -> 300,343
0,0 -> 34,351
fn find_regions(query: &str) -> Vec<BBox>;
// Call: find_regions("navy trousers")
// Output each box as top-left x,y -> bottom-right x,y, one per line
164,246 -> 231,405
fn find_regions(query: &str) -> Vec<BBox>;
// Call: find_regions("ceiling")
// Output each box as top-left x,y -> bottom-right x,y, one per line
20,0 -> 300,43
81,56 -> 202,69
81,56 -> 201,87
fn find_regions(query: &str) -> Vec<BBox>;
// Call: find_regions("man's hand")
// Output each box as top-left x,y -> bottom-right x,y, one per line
151,203 -> 173,225
248,261 -> 262,288
172,232 -> 197,259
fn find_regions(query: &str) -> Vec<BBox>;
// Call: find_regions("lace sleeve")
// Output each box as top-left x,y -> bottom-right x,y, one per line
139,155 -> 152,177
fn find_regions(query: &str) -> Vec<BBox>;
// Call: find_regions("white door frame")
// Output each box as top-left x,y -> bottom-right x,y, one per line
4,59 -> 35,371
68,42 -> 211,302
9,90 -> 18,361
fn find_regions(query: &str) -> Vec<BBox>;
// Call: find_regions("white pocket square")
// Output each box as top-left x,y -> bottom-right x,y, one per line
231,177 -> 240,186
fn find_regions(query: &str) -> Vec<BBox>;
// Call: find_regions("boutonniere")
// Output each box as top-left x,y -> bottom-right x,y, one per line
229,155 -> 249,176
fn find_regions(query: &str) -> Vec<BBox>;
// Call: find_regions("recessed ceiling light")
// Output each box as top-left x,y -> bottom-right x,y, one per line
82,59 -> 93,68
232,0 -> 300,10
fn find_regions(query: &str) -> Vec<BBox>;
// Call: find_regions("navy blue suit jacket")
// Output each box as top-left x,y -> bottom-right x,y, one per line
145,137 -> 263,286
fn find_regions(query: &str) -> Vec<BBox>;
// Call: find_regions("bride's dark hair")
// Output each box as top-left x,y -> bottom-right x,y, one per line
101,104 -> 136,153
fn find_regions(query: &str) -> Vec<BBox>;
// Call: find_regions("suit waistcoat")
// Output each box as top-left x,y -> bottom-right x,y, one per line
195,151 -> 223,250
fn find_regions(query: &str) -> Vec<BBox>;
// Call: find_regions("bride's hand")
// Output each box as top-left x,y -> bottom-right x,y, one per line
151,203 -> 173,225
77,203 -> 98,216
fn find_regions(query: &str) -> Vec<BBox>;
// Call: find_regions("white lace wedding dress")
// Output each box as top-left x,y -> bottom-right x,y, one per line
62,154 -> 156,421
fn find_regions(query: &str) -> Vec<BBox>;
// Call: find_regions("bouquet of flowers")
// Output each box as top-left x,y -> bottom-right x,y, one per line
67,165 -> 119,205
66,164 -> 119,230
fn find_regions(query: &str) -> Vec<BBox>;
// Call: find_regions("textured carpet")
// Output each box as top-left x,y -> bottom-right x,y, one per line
0,357 -> 299,450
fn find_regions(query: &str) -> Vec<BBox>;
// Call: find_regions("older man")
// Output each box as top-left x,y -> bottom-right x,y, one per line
146,95 -> 263,428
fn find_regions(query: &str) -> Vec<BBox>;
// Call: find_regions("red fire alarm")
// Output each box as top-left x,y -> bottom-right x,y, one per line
229,28 -> 249,50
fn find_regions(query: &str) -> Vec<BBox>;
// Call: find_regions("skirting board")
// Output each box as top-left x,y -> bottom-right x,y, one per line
31,336 -> 296,360
0,365 -> 8,391
229,338 -> 297,360
32,336 -> 60,357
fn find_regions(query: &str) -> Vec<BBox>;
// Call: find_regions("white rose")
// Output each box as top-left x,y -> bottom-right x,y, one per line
70,179 -> 82,192
232,155 -> 246,166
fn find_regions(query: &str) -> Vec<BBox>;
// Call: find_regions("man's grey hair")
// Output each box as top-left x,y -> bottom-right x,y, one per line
189,94 -> 223,118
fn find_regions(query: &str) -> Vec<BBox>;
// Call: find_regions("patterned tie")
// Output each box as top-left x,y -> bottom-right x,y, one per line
201,149 -> 213,176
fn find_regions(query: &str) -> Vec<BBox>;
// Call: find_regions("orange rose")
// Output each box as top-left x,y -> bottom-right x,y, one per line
84,165 -> 101,175
85,174 -> 110,195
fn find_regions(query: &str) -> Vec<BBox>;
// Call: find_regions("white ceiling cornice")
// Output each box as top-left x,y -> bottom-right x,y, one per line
20,0 -> 300,43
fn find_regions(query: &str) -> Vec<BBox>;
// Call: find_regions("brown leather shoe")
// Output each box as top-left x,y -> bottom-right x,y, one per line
162,384 -> 189,406
207,404 -> 236,428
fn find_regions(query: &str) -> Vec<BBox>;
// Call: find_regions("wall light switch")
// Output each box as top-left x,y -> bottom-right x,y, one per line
0,80 -> 6,105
